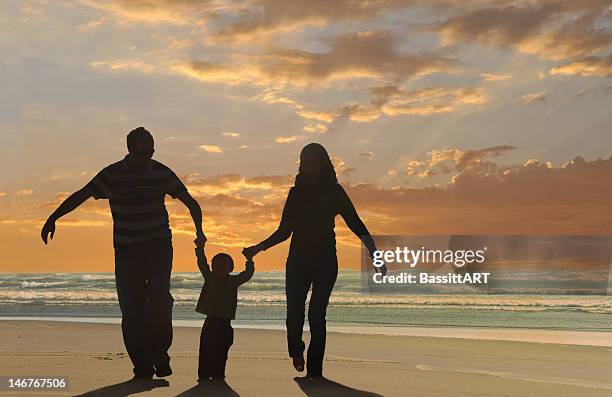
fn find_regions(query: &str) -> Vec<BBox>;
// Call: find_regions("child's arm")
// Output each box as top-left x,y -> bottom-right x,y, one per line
195,246 -> 211,279
232,258 -> 255,286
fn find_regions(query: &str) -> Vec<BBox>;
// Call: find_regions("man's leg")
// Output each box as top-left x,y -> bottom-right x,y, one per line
285,255 -> 312,362
145,237 -> 174,373
114,242 -> 154,378
306,253 -> 338,376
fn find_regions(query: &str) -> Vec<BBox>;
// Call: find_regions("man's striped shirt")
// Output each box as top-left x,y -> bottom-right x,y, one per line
85,155 -> 188,245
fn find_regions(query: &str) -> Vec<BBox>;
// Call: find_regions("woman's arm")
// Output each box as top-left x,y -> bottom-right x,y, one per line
337,185 -> 377,256
337,185 -> 386,274
243,187 -> 295,257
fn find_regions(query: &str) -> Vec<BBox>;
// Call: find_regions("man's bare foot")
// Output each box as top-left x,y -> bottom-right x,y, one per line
292,354 -> 305,372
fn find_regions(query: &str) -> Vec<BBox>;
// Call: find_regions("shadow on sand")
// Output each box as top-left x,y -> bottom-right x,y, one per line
176,379 -> 239,396
294,376 -> 383,396
74,378 -> 169,396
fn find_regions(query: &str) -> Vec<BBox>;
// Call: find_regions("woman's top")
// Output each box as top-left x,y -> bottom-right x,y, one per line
259,183 -> 371,257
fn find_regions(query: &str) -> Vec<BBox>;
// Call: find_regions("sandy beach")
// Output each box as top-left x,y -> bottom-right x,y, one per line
1,320 -> 611,396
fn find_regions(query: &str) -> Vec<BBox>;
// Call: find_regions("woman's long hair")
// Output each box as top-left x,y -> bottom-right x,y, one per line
294,143 -> 338,189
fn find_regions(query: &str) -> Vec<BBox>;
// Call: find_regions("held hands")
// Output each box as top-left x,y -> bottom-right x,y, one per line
242,244 -> 262,260
194,232 -> 207,248
41,217 -> 56,245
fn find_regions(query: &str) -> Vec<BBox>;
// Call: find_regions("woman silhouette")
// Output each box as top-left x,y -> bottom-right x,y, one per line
243,143 -> 384,377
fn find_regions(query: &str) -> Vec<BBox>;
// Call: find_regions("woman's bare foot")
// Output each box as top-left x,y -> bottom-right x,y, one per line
292,354 -> 305,372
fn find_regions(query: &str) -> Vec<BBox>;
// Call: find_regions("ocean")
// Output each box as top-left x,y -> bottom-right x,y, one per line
1,271 -> 611,331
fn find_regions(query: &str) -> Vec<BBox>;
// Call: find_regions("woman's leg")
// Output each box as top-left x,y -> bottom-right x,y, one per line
285,254 -> 312,369
306,253 -> 338,376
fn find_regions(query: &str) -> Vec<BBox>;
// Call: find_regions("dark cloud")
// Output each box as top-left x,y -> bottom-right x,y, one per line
350,154 -> 612,234
435,0 -> 611,61
259,30 -> 457,85
403,145 -> 516,178
213,0 -> 427,39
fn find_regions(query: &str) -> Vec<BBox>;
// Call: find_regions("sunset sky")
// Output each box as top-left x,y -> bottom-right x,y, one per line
1,0 -> 611,272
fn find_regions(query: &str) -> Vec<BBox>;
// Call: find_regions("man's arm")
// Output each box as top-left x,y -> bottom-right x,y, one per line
41,187 -> 92,244
176,191 -> 206,246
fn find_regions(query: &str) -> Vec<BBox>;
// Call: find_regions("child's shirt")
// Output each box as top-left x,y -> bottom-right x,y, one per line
195,248 -> 254,320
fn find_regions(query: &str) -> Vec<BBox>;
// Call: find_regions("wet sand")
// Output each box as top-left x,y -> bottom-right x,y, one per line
1,320 -> 611,396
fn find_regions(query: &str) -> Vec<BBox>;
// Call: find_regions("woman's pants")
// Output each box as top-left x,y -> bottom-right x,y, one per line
285,250 -> 338,376
199,316 -> 234,379
114,237 -> 174,377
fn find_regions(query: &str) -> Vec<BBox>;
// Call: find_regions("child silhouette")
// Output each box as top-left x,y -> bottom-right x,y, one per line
195,247 -> 254,381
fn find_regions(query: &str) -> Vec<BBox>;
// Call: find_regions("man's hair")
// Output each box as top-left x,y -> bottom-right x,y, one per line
127,127 -> 154,152
211,253 -> 234,274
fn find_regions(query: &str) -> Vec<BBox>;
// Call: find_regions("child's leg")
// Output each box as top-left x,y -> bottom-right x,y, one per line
213,320 -> 234,378
215,320 -> 234,378
198,317 -> 216,379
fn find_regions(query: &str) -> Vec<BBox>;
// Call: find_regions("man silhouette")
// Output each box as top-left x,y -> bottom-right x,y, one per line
41,127 -> 206,379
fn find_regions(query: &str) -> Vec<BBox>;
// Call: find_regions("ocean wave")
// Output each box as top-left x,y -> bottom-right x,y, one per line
1,272 -> 611,315
2,290 -> 611,314
20,281 -> 73,288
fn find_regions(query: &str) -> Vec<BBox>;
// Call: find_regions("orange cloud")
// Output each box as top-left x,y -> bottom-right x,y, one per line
199,144 -> 224,153
253,83 -> 489,133
294,85 -> 489,127
3,153 -> 612,272
90,60 -> 156,73
550,54 -> 612,77
480,72 -> 513,82
222,131 -> 241,138
78,0 -> 214,25
173,61 -> 265,86
275,135 -> 304,144
521,92 -> 549,103
184,173 -> 294,197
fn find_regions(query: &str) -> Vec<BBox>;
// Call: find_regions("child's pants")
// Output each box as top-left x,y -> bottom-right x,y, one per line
199,316 -> 234,379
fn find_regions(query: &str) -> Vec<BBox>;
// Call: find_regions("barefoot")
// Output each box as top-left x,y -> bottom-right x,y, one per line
292,354 -> 305,372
